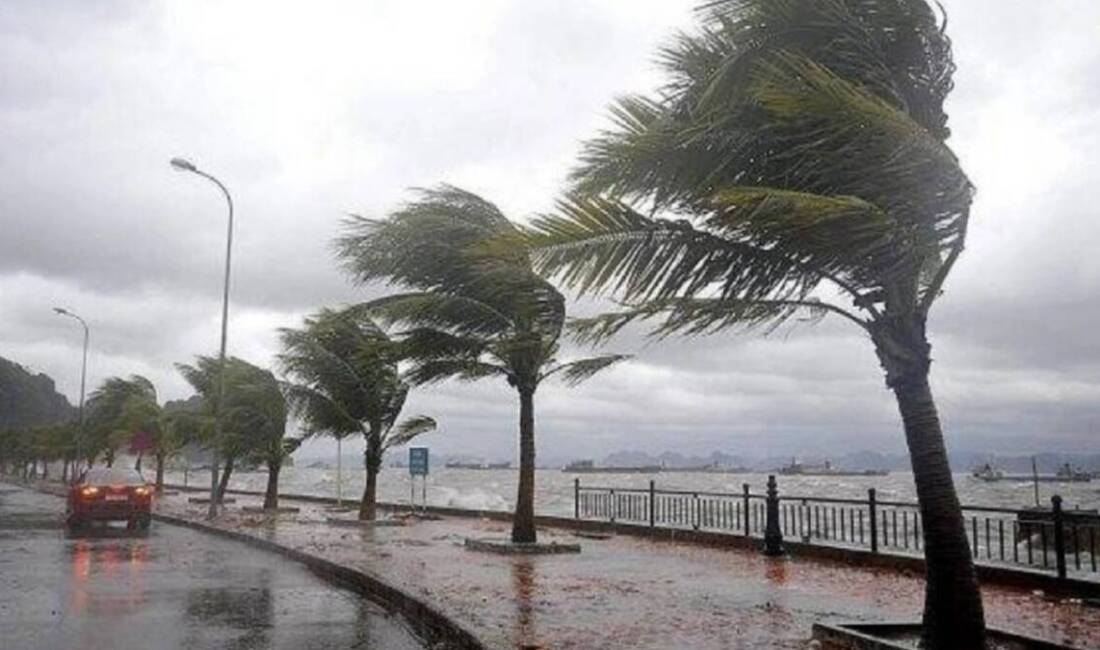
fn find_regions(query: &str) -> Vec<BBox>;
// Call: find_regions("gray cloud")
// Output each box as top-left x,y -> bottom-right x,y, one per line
2,0 -> 1098,464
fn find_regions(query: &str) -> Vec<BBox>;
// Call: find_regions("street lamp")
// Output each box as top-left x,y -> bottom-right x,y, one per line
171,156 -> 234,520
53,307 -> 88,480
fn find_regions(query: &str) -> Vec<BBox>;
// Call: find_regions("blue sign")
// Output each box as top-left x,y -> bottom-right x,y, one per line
409,447 -> 429,476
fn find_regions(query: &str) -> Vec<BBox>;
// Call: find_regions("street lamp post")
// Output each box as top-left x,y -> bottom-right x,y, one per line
53,307 -> 88,480
171,157 -> 234,520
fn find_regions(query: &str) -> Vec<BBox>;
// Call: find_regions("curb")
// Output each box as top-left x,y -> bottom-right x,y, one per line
151,511 -> 490,650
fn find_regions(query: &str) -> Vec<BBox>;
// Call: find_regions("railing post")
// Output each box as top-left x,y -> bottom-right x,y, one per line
868,488 -> 878,554
648,480 -> 656,528
742,483 -> 751,537
610,489 -> 616,523
574,478 -> 580,520
764,475 -> 785,556
1052,495 -> 1067,580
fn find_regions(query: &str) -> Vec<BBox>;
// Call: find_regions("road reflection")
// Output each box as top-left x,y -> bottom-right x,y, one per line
67,532 -> 150,616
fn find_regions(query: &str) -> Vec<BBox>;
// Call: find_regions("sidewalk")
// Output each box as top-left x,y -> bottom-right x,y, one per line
156,491 -> 1098,650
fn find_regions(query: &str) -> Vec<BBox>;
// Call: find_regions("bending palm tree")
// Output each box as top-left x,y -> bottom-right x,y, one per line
279,307 -> 437,521
85,375 -> 158,468
527,1 -> 980,645
336,186 -> 627,543
177,356 -> 289,506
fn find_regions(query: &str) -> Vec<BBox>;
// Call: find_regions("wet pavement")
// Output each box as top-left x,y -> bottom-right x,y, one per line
0,484 -> 425,650
150,490 -> 1098,650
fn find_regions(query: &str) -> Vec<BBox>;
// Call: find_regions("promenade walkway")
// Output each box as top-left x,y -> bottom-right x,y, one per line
156,492 -> 1097,649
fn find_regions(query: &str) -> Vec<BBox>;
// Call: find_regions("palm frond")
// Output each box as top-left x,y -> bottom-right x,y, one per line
542,354 -> 631,386
360,292 -> 513,338
383,416 -> 438,450
528,195 -> 815,303
569,296 -> 844,345
404,359 -> 509,386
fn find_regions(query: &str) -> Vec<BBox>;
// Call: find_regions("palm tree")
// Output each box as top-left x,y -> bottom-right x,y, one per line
86,376 -> 158,468
279,307 -> 436,520
526,1 -> 981,645
177,356 -> 290,506
336,186 -> 628,542
229,369 -> 298,510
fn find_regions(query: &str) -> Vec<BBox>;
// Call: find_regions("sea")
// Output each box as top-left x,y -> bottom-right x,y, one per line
164,466 -> 1100,516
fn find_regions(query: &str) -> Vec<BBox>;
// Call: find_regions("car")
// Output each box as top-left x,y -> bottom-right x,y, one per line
67,466 -> 154,532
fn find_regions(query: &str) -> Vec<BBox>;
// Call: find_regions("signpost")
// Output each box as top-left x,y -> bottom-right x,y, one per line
409,447 -> 429,511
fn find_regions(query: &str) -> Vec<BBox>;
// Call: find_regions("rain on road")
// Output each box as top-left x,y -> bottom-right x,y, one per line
0,485 -> 424,650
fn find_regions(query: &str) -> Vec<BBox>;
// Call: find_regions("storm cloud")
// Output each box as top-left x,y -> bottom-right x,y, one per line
2,0 -> 1097,463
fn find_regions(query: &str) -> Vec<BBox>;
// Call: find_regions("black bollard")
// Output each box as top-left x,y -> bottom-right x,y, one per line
764,475 -> 786,557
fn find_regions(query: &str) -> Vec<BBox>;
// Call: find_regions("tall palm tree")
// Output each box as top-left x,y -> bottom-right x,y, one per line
336,186 -> 628,543
279,307 -> 437,520
526,1 -> 980,645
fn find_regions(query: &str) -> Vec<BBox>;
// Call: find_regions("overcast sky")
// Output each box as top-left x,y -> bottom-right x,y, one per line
2,0 -> 1098,463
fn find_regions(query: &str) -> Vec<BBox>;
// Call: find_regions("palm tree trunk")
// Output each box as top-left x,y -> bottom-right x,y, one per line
512,387 -> 537,544
264,460 -> 281,510
893,373 -> 985,648
359,428 -> 382,521
216,455 -> 235,503
155,453 -> 166,493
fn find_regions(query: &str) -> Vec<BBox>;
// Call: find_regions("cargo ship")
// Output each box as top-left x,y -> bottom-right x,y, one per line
562,460 -> 662,474
971,462 -> 1091,483
777,459 -> 888,477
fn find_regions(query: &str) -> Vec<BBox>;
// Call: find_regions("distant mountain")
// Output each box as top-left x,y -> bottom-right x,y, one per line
0,356 -> 74,429
593,448 -> 1100,473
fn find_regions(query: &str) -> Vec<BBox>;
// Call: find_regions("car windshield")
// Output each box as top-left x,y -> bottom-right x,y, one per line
82,467 -> 146,486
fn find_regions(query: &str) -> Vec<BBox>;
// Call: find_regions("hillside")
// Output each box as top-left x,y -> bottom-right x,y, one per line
0,356 -> 74,429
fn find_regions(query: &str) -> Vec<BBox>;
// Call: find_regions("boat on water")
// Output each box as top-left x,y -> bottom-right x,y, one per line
777,459 -> 888,477
444,461 -> 512,470
562,460 -> 662,474
971,462 -> 1092,483
673,464 -> 753,474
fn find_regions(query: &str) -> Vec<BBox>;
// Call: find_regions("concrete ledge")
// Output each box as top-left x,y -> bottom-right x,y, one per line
151,511 -> 488,650
464,537 -> 581,555
240,505 -> 300,514
325,517 -> 406,528
811,621 -> 1080,650
187,497 -> 236,505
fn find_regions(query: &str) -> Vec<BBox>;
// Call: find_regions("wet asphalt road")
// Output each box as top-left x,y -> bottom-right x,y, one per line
0,485 -> 425,650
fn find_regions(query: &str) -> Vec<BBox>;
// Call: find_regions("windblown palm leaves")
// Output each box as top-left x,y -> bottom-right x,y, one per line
527,1 -> 982,645
534,1 -> 971,352
278,307 -> 437,520
335,186 -> 627,542
176,356 -> 291,503
86,375 -> 159,467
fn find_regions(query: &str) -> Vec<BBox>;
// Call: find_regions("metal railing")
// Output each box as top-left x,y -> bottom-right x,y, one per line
574,477 -> 1099,580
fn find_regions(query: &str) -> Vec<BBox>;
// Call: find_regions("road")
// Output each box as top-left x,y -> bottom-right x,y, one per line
0,484 -> 425,650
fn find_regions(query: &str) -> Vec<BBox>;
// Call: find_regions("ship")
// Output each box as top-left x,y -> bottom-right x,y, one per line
562,460 -> 662,474
971,462 -> 1091,483
777,459 -> 888,477
444,461 -> 512,470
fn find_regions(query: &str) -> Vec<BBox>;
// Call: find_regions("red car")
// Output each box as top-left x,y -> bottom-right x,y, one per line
67,467 -> 154,532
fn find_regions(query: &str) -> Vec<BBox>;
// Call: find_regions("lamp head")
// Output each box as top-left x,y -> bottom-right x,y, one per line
170,157 -> 197,173
53,307 -> 68,315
